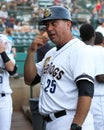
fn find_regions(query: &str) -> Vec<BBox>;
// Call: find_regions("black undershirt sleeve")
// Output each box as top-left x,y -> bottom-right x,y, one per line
8,65 -> 17,75
31,74 -> 41,86
76,80 -> 94,97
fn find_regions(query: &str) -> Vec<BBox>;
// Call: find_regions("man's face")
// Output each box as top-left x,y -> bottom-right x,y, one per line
45,20 -> 71,46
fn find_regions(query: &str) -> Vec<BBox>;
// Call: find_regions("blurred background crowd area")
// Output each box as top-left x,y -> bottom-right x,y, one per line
0,0 -> 104,50
0,0 -> 104,31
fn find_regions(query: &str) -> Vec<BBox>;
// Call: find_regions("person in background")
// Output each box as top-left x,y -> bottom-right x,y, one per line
0,18 -> 5,32
13,20 -> 22,32
21,21 -> 31,33
94,31 -> 104,46
71,22 -> 80,39
3,27 -> 19,78
79,23 -> 96,46
96,18 -> 104,36
24,6 -> 95,130
92,31 -> 104,130
0,34 -> 17,130
80,23 -> 104,130
0,4 -> 9,19
36,27 -> 52,62
95,0 -> 102,15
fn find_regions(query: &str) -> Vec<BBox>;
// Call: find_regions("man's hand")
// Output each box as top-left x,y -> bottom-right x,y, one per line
29,35 -> 48,52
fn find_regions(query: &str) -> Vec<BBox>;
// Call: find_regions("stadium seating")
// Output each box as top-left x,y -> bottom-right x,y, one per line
12,32 -> 37,52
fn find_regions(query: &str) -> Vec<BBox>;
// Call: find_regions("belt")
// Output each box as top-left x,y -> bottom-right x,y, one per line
43,110 -> 66,122
0,93 -> 6,97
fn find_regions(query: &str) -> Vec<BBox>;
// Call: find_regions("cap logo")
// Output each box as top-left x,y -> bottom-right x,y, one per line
44,9 -> 51,18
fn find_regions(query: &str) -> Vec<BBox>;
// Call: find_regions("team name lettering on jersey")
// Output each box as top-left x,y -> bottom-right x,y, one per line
43,58 -> 64,80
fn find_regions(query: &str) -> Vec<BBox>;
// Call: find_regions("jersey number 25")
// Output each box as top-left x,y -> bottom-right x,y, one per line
44,79 -> 56,93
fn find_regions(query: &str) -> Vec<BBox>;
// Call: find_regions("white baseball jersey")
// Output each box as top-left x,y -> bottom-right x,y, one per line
93,46 -> 104,95
95,26 -> 104,36
91,46 -> 104,130
0,34 -> 15,130
0,34 -> 15,94
36,38 -> 95,115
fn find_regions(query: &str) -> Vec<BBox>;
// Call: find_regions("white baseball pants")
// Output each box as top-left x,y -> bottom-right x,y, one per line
46,110 -> 94,130
91,96 -> 104,130
0,94 -> 13,130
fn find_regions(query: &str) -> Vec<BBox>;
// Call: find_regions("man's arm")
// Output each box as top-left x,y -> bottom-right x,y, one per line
24,35 -> 47,85
24,49 -> 37,85
71,96 -> 92,125
70,80 -> 94,129
0,43 -> 17,74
